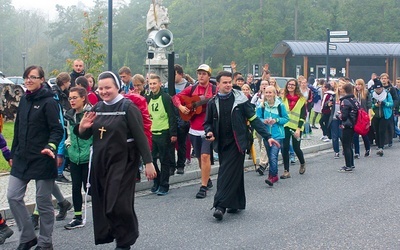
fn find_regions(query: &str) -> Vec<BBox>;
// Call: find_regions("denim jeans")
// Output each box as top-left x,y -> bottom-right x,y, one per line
264,139 -> 282,177
330,119 -> 342,153
353,133 -> 370,155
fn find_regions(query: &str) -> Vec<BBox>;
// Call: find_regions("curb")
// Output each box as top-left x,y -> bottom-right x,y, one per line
0,142 -> 332,220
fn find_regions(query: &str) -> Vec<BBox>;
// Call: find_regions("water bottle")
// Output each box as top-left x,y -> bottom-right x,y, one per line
290,130 -> 301,142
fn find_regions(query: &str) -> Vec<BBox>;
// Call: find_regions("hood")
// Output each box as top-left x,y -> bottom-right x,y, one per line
25,84 -> 55,101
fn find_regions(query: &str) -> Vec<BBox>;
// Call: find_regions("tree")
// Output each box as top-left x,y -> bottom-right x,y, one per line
69,12 -> 106,77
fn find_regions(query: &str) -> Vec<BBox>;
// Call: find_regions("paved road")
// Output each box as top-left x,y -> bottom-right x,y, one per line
2,140 -> 400,249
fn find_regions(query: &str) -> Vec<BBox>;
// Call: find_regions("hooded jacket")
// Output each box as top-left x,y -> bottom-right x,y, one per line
11,85 -> 64,180
204,89 -> 271,153
64,103 -> 93,164
256,98 -> 289,140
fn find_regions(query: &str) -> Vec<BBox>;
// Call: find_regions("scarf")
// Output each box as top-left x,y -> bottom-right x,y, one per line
217,91 -> 232,100
372,90 -> 387,102
286,94 -> 299,111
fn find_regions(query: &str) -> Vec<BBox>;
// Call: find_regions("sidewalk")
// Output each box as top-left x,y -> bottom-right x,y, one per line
0,127 -> 332,219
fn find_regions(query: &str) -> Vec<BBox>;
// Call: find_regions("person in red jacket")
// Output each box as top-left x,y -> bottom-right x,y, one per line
172,64 -> 216,199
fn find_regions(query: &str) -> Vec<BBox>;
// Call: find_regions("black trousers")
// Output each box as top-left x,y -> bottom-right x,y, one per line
70,162 -> 89,213
282,127 -> 305,171
341,128 -> 354,168
175,124 -> 189,169
152,131 -> 171,190
372,116 -> 390,149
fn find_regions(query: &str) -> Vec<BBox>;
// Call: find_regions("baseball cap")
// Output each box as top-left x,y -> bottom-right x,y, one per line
197,64 -> 212,75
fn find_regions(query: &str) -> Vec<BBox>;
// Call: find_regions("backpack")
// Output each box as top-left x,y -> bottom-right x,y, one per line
352,100 -> 370,136
261,103 -> 282,119
309,85 -> 321,103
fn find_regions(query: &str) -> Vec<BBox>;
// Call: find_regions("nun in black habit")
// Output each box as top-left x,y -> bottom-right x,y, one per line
77,71 -> 156,250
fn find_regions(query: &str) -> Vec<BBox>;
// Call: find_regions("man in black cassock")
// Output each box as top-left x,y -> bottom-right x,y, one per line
204,71 -> 280,221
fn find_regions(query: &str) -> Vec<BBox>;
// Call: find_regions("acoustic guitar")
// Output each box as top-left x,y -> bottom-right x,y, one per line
179,95 -> 211,121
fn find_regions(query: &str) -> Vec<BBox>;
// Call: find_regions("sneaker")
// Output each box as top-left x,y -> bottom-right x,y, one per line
195,186 -> 207,199
299,164 -> 306,174
354,154 -> 360,159
31,214 -> 39,230
265,175 -> 273,186
185,159 -> 191,165
64,218 -> 84,230
0,225 -> 14,244
280,170 -> 291,179
207,179 -> 213,189
16,237 -> 37,250
364,150 -> 370,157
55,174 -> 71,184
156,188 -> 169,196
338,166 -> 353,173
323,138 -> 330,142
150,182 -> 159,193
256,165 -> 266,175
334,153 -> 339,159
56,199 -> 72,221
320,135 -> 327,140
290,155 -> 296,164
376,149 -> 384,157
176,168 -> 184,175
311,125 -> 319,129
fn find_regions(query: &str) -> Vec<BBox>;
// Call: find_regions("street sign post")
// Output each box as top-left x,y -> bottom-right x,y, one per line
326,29 -> 350,82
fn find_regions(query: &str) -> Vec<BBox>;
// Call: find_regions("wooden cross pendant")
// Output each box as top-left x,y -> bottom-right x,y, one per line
99,126 -> 106,139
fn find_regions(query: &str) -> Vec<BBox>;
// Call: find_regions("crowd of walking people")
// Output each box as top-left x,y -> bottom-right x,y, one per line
1,59 -> 399,249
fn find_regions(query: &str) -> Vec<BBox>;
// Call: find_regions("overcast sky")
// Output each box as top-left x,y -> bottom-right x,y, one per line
11,0 -> 93,19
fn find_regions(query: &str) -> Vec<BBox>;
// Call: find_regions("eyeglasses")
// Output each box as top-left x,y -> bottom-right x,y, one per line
68,96 -> 80,101
23,75 -> 41,80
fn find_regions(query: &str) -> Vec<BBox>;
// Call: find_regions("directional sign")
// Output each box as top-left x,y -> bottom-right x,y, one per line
329,44 -> 337,50
330,37 -> 350,43
330,30 -> 348,36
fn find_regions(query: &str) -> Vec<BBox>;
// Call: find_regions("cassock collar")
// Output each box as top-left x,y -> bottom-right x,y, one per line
103,94 -> 124,105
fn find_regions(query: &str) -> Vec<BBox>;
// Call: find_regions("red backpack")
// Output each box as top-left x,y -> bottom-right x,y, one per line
353,100 -> 370,136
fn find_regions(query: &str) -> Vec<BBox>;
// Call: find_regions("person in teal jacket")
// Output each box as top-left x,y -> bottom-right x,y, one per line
64,86 -> 93,229
371,79 -> 393,156
256,86 -> 289,186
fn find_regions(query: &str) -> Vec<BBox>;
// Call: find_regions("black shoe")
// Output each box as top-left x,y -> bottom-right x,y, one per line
364,150 -> 370,157
156,187 -> 169,196
16,237 -> 37,250
115,246 -> 131,250
213,208 -> 225,220
207,179 -> 213,189
226,208 -> 238,214
150,183 -> 159,193
34,245 -> 53,250
256,165 -> 266,175
64,218 -> 84,230
169,168 -> 175,176
31,214 -> 39,230
311,125 -> 319,129
56,199 -> 72,221
176,168 -> 184,174
195,186 -> 207,199
338,166 -> 353,173
55,174 -> 71,184
0,225 -> 14,244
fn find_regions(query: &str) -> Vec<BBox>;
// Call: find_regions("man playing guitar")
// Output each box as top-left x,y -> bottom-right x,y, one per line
172,64 -> 216,198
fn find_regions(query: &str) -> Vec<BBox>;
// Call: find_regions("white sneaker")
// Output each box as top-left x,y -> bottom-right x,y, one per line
320,136 -> 326,140
323,138 -> 330,142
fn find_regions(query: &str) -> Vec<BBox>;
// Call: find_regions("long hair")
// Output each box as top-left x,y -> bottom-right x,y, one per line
283,79 -> 303,101
354,78 -> 367,100
69,86 -> 88,105
335,80 -> 346,102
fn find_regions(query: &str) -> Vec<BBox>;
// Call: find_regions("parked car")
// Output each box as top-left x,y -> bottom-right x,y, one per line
272,76 -> 295,89
0,77 -> 13,84
6,76 -> 26,91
